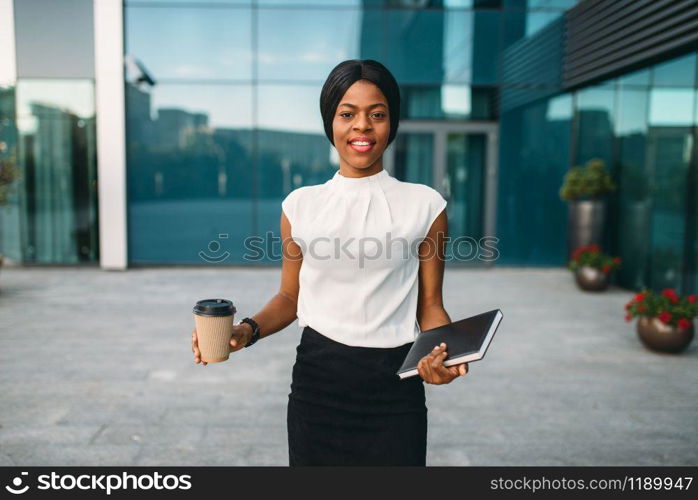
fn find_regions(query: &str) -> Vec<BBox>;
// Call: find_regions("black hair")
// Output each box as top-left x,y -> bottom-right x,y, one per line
319,59 -> 401,147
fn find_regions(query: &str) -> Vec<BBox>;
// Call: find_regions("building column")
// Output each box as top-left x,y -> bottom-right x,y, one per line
0,0 -> 16,87
94,0 -> 128,270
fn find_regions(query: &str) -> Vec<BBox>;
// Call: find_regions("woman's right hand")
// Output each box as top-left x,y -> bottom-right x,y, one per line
191,328 -> 207,366
192,323 -> 253,366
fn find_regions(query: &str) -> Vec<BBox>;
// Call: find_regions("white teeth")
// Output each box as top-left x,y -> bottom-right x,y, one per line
351,141 -> 372,145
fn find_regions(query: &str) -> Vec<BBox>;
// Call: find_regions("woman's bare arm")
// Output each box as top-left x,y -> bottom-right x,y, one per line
416,207 -> 468,383
238,210 -> 303,341
416,208 -> 451,331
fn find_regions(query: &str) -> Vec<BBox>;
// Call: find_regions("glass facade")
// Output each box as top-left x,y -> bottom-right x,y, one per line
123,0 -> 519,265
497,51 -> 698,294
0,0 -> 694,295
0,0 -> 99,264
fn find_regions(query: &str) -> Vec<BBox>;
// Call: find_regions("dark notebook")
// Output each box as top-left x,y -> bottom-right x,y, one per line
396,309 -> 503,379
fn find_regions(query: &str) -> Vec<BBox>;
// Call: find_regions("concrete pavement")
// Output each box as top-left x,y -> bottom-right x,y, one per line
0,266 -> 696,466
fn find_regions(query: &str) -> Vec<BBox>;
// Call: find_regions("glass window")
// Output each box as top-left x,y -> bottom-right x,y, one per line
471,10 -> 500,85
12,79 -> 98,263
445,132 -> 486,245
126,83 -> 254,264
573,86 -> 616,168
384,9 -> 471,85
0,117 -> 21,261
647,130 -> 693,291
125,6 -> 252,81
526,0 -> 578,9
496,94 -> 572,265
651,53 -> 697,88
445,9 -> 474,83
256,84 -> 336,251
618,68 -> 650,88
400,85 -> 495,120
648,89 -> 695,126
126,0 -> 250,4
14,0 -> 94,78
615,87 -> 651,289
257,8 -> 366,82
0,86 -> 15,119
258,0 -> 363,5
525,11 -> 563,37
392,132 -> 433,186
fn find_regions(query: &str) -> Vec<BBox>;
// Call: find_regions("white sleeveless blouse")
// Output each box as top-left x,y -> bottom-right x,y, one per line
282,168 -> 447,347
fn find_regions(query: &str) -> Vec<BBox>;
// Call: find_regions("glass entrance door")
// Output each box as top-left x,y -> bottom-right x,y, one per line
384,121 -> 498,266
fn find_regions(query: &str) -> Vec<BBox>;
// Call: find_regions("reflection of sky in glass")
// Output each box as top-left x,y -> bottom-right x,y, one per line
527,0 -> 579,9
616,89 -> 648,136
525,11 -> 561,37
257,8 -> 360,82
652,53 -> 697,87
151,85 -> 252,128
126,7 -> 252,80
545,93 -> 572,121
259,0 -> 361,5
441,85 -> 471,116
126,0 -> 250,4
444,10 -> 472,82
618,68 -> 650,87
15,80 -> 94,118
649,89 -> 696,126
257,85 -> 324,134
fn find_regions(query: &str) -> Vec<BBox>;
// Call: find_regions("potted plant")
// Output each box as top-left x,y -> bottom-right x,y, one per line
559,158 -> 616,260
0,153 -> 21,274
567,243 -> 621,291
624,288 -> 696,353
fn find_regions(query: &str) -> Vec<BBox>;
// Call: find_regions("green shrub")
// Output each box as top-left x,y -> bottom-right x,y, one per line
559,157 -> 616,201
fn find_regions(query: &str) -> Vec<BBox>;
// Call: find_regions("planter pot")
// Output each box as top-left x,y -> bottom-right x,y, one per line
573,265 -> 609,291
636,316 -> 694,353
567,199 -> 605,260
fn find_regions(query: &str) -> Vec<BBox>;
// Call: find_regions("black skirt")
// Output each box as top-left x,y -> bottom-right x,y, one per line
287,325 -> 427,466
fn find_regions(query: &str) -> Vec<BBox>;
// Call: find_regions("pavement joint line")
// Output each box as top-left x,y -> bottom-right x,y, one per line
88,423 -> 108,445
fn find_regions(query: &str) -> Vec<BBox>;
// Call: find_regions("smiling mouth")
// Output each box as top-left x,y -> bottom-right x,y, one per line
348,141 -> 375,153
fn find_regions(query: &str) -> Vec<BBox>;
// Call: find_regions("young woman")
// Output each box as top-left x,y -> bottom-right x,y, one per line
192,59 -> 468,466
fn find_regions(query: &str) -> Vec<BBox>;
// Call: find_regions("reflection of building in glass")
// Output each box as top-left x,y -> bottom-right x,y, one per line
16,103 -> 97,263
0,0 -> 696,295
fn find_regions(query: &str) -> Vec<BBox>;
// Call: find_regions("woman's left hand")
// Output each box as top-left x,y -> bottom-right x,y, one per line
417,342 -> 468,385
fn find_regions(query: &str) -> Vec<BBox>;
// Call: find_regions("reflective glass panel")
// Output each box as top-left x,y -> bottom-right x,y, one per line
125,6 -> 252,81
126,83 -> 254,264
12,79 -> 98,263
257,8 -> 365,82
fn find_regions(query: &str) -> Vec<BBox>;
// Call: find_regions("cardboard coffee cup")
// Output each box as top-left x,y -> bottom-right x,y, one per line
193,299 -> 236,363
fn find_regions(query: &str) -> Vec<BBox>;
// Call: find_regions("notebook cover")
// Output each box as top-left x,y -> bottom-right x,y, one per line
396,309 -> 503,379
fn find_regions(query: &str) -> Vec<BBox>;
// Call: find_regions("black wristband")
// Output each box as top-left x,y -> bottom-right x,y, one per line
241,317 -> 260,347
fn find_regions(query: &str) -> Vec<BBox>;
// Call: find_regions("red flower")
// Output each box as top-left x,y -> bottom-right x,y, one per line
602,265 -> 610,273
613,257 -> 621,264
677,318 -> 692,332
660,289 -> 679,304
638,304 -> 645,312
634,293 -> 645,302
624,313 -> 632,322
688,295 -> 697,303
571,247 -> 585,260
624,302 -> 631,310
658,311 -> 672,324
589,244 -> 600,253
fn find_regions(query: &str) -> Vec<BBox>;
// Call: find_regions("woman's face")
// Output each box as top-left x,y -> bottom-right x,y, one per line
332,79 -> 390,174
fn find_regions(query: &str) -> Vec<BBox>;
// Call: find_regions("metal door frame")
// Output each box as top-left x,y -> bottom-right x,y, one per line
384,120 -> 500,249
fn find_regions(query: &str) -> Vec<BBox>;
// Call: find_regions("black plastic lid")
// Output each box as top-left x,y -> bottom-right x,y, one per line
193,298 -> 236,317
